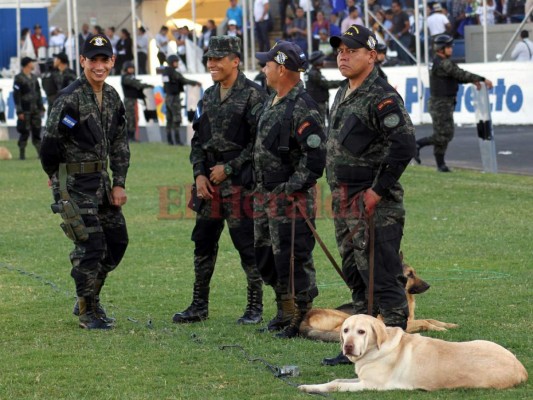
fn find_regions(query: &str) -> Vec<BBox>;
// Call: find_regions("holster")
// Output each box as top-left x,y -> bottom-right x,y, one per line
51,199 -> 91,242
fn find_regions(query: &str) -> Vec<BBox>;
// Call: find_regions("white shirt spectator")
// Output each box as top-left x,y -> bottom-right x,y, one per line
511,38 -> 533,61
254,0 -> 270,22
137,32 -> 149,55
341,15 -> 364,34
427,12 -> 450,36
156,32 -> 170,56
476,1 -> 497,25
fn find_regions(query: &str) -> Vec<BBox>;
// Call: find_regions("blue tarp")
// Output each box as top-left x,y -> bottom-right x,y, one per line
0,8 -> 48,70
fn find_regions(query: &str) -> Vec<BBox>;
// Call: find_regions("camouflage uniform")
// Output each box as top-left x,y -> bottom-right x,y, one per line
121,70 -> 152,141
41,72 -> 130,321
13,71 -> 44,159
327,67 -> 416,328
253,80 -> 326,310
305,65 -> 341,124
417,55 -> 486,170
44,67 -> 77,115
162,61 -> 200,145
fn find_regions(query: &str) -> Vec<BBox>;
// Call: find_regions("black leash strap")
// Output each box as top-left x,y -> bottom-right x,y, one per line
367,213 -> 375,316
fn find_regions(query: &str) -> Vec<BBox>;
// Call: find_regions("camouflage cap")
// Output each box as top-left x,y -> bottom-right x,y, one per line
330,24 -> 377,51
205,35 -> 242,58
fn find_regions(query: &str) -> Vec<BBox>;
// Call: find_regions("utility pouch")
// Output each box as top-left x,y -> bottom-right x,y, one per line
51,199 -> 89,242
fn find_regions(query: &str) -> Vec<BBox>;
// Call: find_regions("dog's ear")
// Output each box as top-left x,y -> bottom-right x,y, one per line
372,319 -> 388,350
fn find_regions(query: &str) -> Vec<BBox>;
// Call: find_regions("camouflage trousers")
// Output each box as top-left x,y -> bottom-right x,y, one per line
165,94 -> 182,135
331,187 -> 408,327
253,185 -> 318,303
192,181 -> 261,290
428,96 -> 456,156
69,197 -> 128,297
17,111 -> 42,152
124,97 -> 138,140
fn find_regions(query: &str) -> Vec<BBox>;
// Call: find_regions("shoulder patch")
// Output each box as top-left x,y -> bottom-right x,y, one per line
383,113 -> 401,128
306,134 -> 322,148
61,115 -> 78,128
13,84 -> 20,90
377,98 -> 396,111
298,121 -> 311,135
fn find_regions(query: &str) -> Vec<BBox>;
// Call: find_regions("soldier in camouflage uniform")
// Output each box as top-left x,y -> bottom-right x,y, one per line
40,34 -> 130,330
415,35 -> 493,172
13,57 -> 45,160
162,54 -> 201,145
254,41 -> 326,339
304,50 -> 342,124
172,36 -> 267,325
42,52 -> 77,116
322,25 -> 416,365
121,61 -> 153,141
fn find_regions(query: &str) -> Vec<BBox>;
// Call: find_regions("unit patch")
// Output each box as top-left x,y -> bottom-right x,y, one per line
306,134 -> 321,148
297,121 -> 311,135
61,114 -> 78,128
383,113 -> 400,128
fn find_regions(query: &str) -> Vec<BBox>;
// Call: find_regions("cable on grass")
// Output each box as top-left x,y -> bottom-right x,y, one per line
219,344 -> 329,397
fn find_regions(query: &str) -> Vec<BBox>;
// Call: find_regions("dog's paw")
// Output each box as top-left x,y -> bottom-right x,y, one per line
298,384 -> 317,393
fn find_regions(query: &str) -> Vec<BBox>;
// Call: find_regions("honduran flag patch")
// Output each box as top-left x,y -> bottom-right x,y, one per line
61,114 -> 78,128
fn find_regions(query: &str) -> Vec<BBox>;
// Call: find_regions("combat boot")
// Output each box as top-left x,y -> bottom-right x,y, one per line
174,132 -> 182,146
237,286 -> 263,325
172,284 -> 209,323
19,147 -> 25,160
275,301 -> 312,339
166,131 -> 173,145
77,297 -> 112,330
435,154 -> 451,172
267,294 -> 295,332
72,280 -> 115,324
414,137 -> 432,164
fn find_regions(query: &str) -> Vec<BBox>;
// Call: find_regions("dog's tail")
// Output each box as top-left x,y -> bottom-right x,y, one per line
299,321 -> 341,342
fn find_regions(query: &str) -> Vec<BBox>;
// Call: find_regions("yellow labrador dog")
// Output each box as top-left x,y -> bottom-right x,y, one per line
299,315 -> 528,393
0,146 -> 12,160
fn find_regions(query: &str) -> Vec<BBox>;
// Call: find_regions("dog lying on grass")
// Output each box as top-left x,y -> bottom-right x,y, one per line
0,146 -> 13,160
300,262 -> 458,341
299,314 -> 528,393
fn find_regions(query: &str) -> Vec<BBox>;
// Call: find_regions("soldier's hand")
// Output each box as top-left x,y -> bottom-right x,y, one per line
484,79 -> 493,90
209,165 -> 227,185
363,188 -> 381,216
18,113 -> 25,121
111,186 -> 128,207
196,175 -> 214,200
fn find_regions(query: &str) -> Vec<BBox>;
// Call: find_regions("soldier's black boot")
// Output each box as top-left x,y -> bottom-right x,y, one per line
237,286 -> 263,325
275,301 -> 312,339
166,131 -> 173,145
414,137 -> 431,164
435,154 -> 451,172
174,131 -> 182,146
77,296 -> 113,330
19,147 -> 25,160
172,284 -> 209,323
267,294 -> 295,332
73,279 -> 115,324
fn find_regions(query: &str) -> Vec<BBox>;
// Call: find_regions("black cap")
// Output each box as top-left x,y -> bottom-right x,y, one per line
82,34 -> 113,58
21,57 -> 36,67
330,24 -> 377,51
255,40 -> 308,72
308,50 -> 325,65
34,23 -> 42,29
53,52 -> 69,64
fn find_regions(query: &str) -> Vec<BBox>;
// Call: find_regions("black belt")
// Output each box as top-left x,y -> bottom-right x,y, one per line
66,161 -> 106,174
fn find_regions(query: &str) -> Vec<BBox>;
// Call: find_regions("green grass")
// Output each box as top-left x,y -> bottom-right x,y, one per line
0,139 -> 531,400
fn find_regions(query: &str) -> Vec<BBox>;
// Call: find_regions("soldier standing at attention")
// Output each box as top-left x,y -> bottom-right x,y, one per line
121,61 -> 153,141
322,25 -> 416,365
254,41 -> 326,339
43,52 -> 77,116
172,36 -> 267,325
305,50 -> 342,125
40,34 -> 130,330
13,57 -> 45,160
415,34 -> 493,172
162,54 -> 201,145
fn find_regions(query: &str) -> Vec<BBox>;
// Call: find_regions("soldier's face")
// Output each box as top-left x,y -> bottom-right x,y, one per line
263,61 -> 282,89
206,55 -> 239,84
81,55 -> 115,85
336,44 -> 376,80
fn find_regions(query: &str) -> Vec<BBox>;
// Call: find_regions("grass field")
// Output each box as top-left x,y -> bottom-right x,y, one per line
0,139 -> 531,400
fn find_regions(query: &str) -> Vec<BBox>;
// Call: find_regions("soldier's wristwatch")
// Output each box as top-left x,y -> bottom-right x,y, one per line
223,163 -> 233,176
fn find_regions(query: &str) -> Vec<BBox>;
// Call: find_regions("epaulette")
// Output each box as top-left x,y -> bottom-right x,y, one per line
57,78 -> 82,96
374,76 -> 404,104
245,78 -> 264,92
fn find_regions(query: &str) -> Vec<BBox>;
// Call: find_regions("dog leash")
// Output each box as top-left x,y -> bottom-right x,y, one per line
367,213 -> 375,316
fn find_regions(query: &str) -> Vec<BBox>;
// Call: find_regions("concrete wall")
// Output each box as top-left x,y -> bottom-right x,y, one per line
465,23 -> 533,63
